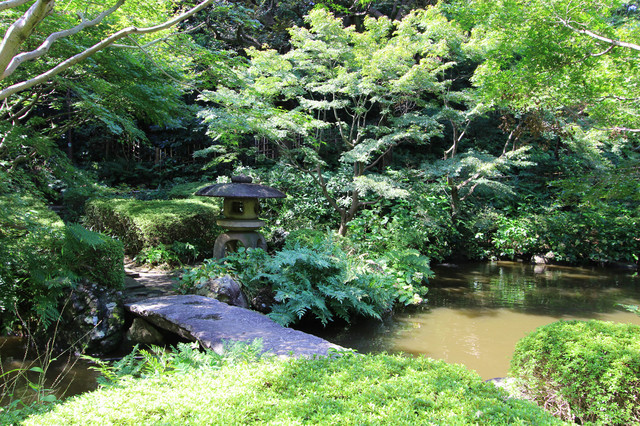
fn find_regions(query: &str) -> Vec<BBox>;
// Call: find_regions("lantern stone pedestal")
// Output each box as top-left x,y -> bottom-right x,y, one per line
212,231 -> 267,259
196,176 -> 285,258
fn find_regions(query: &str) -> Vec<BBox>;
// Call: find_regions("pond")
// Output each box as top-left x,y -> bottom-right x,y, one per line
314,261 -> 640,380
0,336 -> 99,406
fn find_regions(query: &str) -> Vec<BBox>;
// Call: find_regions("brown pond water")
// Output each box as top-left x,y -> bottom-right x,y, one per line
0,336 -> 100,405
314,261 -> 640,380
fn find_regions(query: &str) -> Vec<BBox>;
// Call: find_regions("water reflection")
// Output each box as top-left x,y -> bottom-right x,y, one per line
315,262 -> 640,380
0,337 -> 99,405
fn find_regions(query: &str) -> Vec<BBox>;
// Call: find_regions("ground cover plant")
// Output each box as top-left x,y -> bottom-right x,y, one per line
22,348 -> 562,425
510,320 -> 640,425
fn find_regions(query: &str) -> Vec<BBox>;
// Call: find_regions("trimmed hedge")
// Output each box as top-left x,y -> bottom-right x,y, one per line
84,198 -> 222,256
510,320 -> 640,425
24,352 -> 561,425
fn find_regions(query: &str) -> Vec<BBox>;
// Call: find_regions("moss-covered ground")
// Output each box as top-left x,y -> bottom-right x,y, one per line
22,352 -> 563,425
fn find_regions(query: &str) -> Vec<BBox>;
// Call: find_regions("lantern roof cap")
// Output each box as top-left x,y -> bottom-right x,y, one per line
195,175 -> 286,199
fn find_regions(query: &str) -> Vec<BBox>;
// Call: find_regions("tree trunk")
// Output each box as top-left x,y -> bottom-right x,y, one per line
66,88 -> 73,161
448,176 -> 460,218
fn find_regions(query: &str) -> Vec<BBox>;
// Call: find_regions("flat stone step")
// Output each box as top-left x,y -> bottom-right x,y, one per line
125,295 -> 345,358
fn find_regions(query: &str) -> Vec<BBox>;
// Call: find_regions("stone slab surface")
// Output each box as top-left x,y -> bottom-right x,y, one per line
125,295 -> 345,358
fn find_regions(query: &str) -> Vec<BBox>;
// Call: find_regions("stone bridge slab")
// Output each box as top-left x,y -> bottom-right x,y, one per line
125,295 -> 345,358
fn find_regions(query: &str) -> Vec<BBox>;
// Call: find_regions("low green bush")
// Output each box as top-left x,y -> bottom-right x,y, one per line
23,351 -> 561,425
510,320 -> 640,425
0,195 -> 71,329
0,196 -> 124,328
540,208 -> 640,264
84,198 -> 222,258
492,216 -> 540,259
60,184 -> 113,223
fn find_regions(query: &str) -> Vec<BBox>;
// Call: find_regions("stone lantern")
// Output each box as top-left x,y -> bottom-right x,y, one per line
195,175 -> 286,258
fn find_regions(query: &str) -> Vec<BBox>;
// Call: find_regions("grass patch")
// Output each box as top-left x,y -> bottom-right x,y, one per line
23,352 -> 561,425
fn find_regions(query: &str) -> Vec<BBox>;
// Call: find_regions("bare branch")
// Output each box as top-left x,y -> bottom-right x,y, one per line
0,0 -> 55,77
312,166 -> 343,215
555,14 -> 640,52
0,0 -> 216,101
459,182 -> 480,203
2,1 -> 125,80
363,146 -> 392,172
591,45 -> 615,57
360,195 -> 384,207
0,0 -> 30,12
612,126 -> 640,133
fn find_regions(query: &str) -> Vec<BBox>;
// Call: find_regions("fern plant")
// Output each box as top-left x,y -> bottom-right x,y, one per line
260,242 -> 397,327
178,236 -> 430,327
83,341 -> 265,387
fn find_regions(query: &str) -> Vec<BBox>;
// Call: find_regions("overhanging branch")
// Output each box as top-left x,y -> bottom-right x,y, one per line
555,14 -> 640,52
2,0 -> 125,79
0,0 -> 215,101
0,0 -> 55,76
0,0 -> 30,12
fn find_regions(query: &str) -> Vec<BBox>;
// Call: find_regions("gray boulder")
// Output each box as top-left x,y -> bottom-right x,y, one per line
193,275 -> 249,308
126,317 -> 165,345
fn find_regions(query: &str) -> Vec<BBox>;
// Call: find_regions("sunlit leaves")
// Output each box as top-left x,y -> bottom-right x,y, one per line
453,0 -> 640,130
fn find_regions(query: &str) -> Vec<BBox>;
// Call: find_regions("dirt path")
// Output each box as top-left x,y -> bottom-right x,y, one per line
124,260 -> 180,303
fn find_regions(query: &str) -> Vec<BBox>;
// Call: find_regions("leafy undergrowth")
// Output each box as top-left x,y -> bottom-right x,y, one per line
22,351 -> 562,425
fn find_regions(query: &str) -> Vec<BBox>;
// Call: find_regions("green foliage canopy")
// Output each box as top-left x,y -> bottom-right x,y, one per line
451,0 -> 640,132
199,7 -> 470,234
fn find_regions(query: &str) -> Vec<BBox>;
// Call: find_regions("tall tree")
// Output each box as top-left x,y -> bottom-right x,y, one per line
199,7 -> 470,235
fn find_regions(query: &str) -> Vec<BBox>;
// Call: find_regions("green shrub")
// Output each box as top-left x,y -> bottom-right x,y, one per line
0,196 -> 126,328
539,208 -> 640,264
263,243 -> 397,326
375,249 -> 432,305
0,195 -> 71,329
24,351 -> 562,425
347,186 -> 457,262
492,216 -> 540,259
61,224 -> 125,290
176,258 -> 233,295
61,184 -> 112,222
84,198 -> 222,257
510,320 -> 640,425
